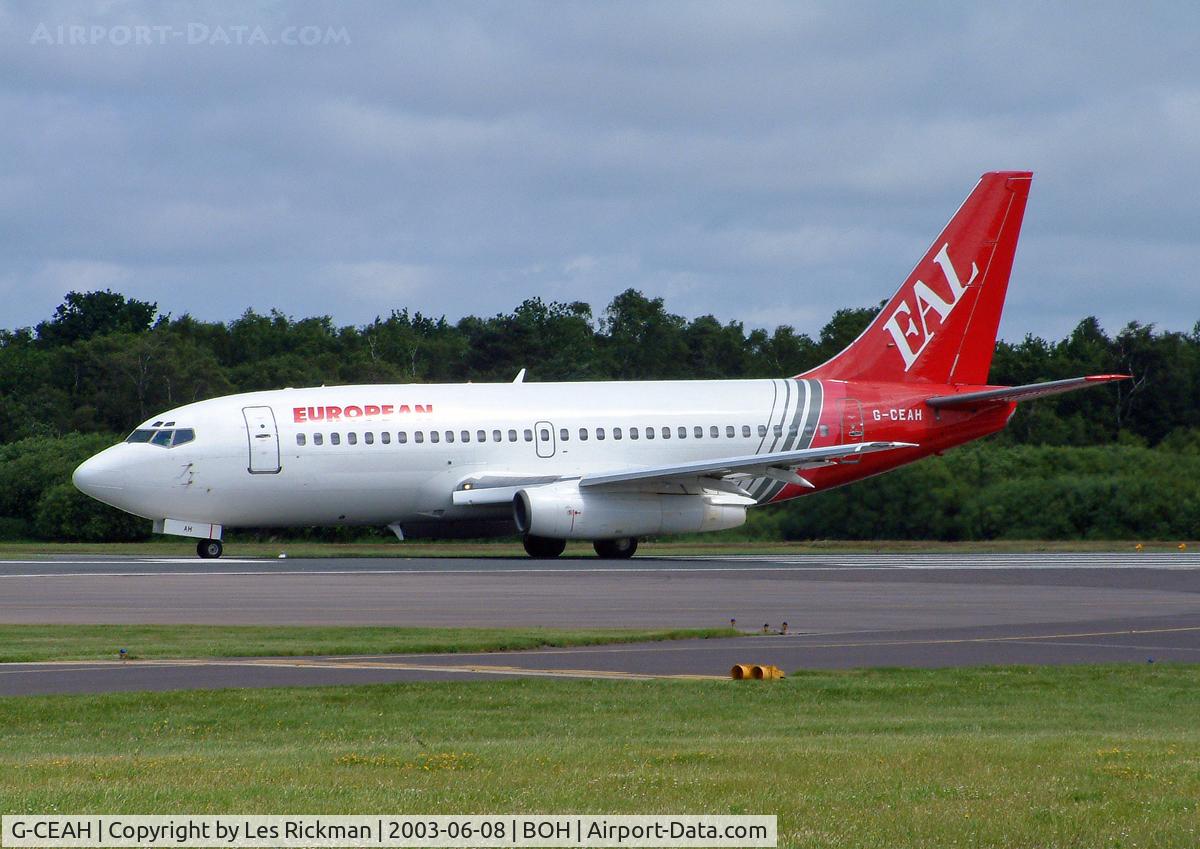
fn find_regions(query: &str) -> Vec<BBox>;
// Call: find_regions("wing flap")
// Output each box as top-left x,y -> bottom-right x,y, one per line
926,374 -> 1130,409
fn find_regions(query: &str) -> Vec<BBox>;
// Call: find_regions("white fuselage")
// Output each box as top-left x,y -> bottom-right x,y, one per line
73,378 -> 826,533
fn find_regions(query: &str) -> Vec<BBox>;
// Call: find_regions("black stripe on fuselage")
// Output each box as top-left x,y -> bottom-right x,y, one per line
751,378 -> 824,504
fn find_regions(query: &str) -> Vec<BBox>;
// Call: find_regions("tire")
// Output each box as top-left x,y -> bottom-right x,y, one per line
593,537 -> 638,559
197,539 -> 223,559
522,534 -> 566,559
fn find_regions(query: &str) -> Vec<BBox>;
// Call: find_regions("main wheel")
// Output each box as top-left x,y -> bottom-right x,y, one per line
593,537 -> 638,559
197,539 -> 223,559
523,534 -> 566,559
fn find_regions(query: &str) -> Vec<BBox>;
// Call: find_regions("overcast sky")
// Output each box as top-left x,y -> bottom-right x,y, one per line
2,1 -> 1198,342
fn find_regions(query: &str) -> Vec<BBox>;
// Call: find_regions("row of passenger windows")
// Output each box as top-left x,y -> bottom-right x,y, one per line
295,423 -> 829,447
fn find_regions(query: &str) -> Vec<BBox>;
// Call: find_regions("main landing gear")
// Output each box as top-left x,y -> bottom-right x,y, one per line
197,539 -> 223,559
593,537 -> 638,559
521,535 -> 640,559
522,534 -> 566,559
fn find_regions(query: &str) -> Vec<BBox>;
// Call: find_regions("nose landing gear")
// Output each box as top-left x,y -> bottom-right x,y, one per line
197,539 -> 223,559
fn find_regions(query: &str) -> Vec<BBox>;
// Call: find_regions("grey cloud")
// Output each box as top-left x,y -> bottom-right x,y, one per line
1,1 -> 1198,342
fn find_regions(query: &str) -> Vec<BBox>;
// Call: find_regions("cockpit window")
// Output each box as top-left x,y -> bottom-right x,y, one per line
125,427 -> 197,448
151,430 -> 173,447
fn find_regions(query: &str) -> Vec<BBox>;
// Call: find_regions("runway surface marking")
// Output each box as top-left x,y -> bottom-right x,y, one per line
5,625 -> 1195,681
6,551 -> 1200,579
0,656 -> 725,682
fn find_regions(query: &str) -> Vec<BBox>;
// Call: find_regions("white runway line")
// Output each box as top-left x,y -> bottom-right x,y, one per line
3,552 -> 1200,579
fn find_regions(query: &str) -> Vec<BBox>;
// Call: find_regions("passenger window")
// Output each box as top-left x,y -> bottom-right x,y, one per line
365,432 -> 374,445
493,429 -> 503,442
695,426 -> 703,439
523,429 -> 533,442
614,427 -> 622,440
819,424 -> 829,437
579,428 -> 589,441
296,433 -> 307,447
348,433 -> 357,445
646,427 -> 654,439
126,429 -> 155,443
773,425 -> 782,437
445,431 -> 454,443
597,428 -> 605,440
400,432 -> 409,444
630,427 -> 639,440
710,426 -> 719,438
662,426 -> 671,439
431,431 -> 440,443
477,430 -> 486,443
151,429 -> 173,447
381,432 -> 391,445
678,426 -> 687,439
173,428 -> 196,446
742,425 -> 751,438
314,433 -> 324,445
726,425 -> 735,438
508,429 -> 518,442
415,431 -> 424,443
461,430 -> 470,443
540,428 -> 550,442
560,428 -> 569,441
331,433 -> 341,445
758,425 -> 767,437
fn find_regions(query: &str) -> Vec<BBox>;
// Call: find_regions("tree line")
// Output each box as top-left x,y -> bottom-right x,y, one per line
2,289 -> 1198,542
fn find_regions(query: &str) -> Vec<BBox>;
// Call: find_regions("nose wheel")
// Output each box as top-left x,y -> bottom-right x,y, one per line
197,539 -> 223,559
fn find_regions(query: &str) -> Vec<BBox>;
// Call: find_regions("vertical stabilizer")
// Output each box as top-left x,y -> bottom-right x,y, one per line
801,171 -> 1032,385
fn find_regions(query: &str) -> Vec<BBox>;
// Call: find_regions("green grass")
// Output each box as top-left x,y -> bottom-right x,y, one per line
0,625 -> 737,663
0,538 -> 1184,559
3,666 -> 1199,847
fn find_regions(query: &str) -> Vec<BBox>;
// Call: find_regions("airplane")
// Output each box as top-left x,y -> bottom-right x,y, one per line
73,171 -> 1128,560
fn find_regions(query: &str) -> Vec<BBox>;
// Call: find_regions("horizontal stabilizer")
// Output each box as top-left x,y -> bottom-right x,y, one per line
926,374 -> 1130,409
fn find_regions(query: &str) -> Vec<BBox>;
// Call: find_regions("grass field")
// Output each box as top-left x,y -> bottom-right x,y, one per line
0,538 -> 1179,559
3,666 -> 1198,847
0,625 -> 736,663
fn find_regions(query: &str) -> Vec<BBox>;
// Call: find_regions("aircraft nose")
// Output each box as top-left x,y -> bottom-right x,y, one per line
72,448 -> 128,498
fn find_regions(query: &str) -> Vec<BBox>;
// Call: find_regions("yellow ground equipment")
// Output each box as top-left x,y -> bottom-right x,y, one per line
731,664 -> 785,680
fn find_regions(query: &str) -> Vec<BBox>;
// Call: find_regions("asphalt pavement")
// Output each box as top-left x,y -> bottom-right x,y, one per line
2,552 -> 1198,695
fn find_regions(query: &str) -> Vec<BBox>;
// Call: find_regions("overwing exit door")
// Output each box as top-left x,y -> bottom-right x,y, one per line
243,406 -> 281,474
534,420 -> 556,458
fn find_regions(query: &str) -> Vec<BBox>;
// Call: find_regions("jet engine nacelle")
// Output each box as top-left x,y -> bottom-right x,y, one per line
513,481 -> 747,540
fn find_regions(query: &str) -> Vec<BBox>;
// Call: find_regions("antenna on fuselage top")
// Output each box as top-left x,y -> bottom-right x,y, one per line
513,368 -> 526,383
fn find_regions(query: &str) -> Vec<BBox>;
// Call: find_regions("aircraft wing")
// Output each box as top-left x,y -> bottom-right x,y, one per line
926,374 -> 1130,410
578,441 -> 916,489
451,441 -> 916,505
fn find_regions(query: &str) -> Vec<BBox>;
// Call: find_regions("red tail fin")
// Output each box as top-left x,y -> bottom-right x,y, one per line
801,171 -> 1032,385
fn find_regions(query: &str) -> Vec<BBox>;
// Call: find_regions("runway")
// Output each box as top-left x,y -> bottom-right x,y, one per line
2,552 -> 1199,695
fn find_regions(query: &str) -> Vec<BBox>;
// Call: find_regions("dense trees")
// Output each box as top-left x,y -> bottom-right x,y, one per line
2,288 -> 1199,541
